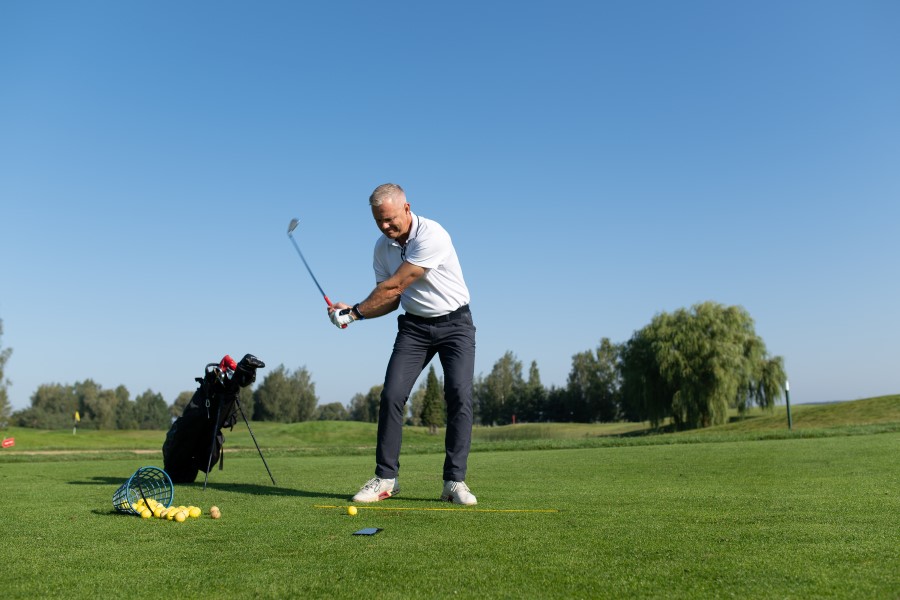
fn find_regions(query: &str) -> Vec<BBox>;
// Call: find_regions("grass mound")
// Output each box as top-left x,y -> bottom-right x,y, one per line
1,394 -> 897,461
700,393 -> 900,433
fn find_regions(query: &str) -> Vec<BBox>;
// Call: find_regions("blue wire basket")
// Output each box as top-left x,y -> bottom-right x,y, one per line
112,466 -> 174,515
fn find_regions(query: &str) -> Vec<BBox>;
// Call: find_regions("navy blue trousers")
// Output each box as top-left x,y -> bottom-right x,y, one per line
375,309 -> 476,481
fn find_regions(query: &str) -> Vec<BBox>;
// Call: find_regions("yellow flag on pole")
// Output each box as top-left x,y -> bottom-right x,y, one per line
75,411 -> 80,423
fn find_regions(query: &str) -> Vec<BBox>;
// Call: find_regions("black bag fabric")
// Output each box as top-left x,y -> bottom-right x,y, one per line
163,354 -> 264,483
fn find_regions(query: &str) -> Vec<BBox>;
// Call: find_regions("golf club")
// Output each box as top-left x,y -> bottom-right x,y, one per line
287,218 -> 346,327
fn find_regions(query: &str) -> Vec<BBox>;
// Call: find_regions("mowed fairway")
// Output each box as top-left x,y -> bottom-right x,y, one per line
1,429 -> 898,599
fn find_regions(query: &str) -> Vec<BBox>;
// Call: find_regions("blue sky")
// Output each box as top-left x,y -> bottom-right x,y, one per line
2,1 -> 898,412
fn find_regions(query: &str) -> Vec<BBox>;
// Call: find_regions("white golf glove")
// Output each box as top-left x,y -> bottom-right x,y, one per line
329,307 -> 353,329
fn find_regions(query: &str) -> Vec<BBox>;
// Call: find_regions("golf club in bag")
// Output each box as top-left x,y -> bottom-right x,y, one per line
162,353 -> 275,489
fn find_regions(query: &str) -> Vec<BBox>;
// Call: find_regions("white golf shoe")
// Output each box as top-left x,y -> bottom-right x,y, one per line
352,476 -> 400,503
441,480 -> 477,505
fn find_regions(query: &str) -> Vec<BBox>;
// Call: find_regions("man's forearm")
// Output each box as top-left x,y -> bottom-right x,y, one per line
357,284 -> 402,319
355,261 -> 425,319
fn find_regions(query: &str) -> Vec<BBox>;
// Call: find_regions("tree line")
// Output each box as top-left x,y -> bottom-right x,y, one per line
1,302 -> 786,432
0,319 -> 12,428
475,302 -> 786,429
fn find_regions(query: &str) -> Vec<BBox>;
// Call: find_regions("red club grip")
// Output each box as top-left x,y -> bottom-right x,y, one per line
324,296 -> 347,328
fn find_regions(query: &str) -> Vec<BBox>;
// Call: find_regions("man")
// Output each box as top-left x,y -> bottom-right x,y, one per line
328,183 -> 477,505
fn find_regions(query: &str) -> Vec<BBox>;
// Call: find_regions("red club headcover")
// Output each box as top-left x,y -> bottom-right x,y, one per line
219,355 -> 237,372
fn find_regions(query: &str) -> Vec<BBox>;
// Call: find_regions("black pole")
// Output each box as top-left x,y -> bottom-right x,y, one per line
236,398 -> 276,485
785,381 -> 793,431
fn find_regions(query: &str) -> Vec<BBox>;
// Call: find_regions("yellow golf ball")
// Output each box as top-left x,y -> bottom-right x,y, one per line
140,508 -> 152,519
347,506 -> 358,516
209,506 -> 221,519
175,511 -> 187,523
188,507 -> 201,518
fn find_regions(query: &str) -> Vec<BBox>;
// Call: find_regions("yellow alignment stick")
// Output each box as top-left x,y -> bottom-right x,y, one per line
314,505 -> 559,513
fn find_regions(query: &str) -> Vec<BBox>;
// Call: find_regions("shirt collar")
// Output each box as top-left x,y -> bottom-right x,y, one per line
392,212 -> 420,248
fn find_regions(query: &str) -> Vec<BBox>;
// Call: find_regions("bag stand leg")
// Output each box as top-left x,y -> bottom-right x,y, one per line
237,398 -> 276,486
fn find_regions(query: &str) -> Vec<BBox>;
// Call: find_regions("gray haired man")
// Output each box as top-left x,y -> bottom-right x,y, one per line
329,183 -> 477,505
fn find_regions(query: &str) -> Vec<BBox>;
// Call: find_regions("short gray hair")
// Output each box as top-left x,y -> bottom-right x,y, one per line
369,183 -> 405,207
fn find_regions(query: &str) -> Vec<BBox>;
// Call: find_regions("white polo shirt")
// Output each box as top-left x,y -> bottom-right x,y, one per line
373,213 -> 470,318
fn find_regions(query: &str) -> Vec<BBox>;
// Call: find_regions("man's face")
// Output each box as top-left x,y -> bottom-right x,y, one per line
371,197 -> 412,243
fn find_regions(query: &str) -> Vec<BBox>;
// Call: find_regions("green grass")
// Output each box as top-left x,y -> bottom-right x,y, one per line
5,394 -> 898,455
0,396 -> 898,598
1,435 -> 898,598
709,394 -> 900,432
1,398 -> 898,470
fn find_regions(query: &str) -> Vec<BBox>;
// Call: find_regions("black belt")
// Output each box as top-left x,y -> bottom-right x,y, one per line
404,304 -> 470,324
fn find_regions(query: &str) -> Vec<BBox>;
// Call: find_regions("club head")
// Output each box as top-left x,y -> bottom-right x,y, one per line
287,218 -> 299,236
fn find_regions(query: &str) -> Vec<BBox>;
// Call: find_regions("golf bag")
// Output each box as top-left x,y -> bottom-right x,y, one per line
163,353 -> 265,484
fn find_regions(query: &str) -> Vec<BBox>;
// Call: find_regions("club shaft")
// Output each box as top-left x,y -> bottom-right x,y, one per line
288,235 -> 331,306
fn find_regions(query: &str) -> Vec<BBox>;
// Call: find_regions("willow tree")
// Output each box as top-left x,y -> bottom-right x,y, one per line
620,302 -> 786,429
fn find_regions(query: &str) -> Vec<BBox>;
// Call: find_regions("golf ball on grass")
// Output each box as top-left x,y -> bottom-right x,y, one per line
129,503 -> 210,523
347,506 -> 358,516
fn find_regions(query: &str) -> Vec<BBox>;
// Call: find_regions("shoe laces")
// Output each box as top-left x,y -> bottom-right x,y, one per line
362,477 -> 387,492
451,481 -> 470,494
